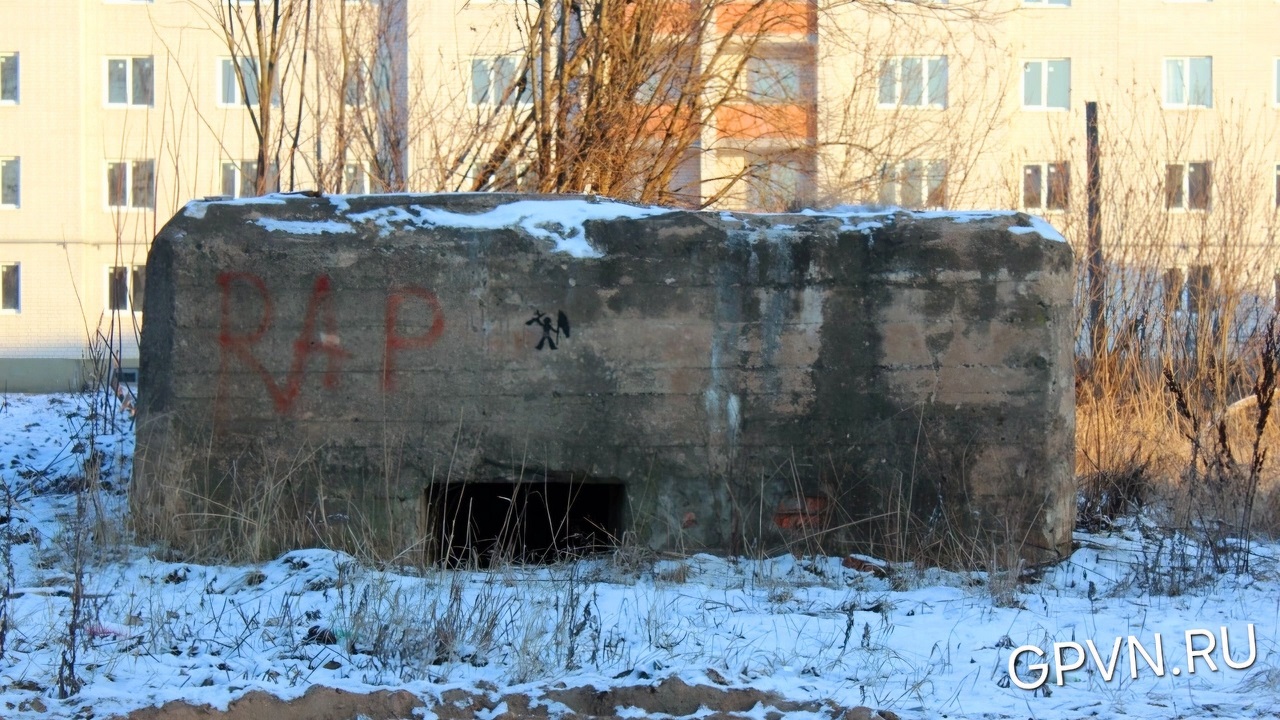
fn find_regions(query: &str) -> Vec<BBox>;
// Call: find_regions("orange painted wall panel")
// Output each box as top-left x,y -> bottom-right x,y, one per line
716,1 -> 814,36
624,1 -> 698,35
715,104 -> 813,141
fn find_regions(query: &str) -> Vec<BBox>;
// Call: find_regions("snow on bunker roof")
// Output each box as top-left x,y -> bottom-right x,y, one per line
176,193 -> 1068,260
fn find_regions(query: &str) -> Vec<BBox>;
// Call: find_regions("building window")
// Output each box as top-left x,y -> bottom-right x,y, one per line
1186,264 -> 1213,316
878,56 -> 948,108
220,57 -> 278,107
106,160 -> 155,209
106,56 -> 154,107
1022,59 -> 1070,110
470,57 -> 532,106
1023,0 -> 1069,5
0,53 -> 17,104
132,265 -> 145,311
344,59 -> 369,107
1274,163 -> 1279,208
1165,162 -> 1211,210
0,263 -> 17,312
1023,162 -> 1069,211
343,162 -> 386,193
108,265 -> 145,312
1164,57 -> 1212,108
222,161 -> 255,198
221,160 -> 278,197
1274,58 -> 1280,106
745,153 -> 813,212
879,159 -> 947,208
744,54 -> 809,105
0,157 -> 18,208
344,162 -> 369,194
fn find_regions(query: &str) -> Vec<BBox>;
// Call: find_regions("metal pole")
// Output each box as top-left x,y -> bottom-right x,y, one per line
1086,101 -> 1104,358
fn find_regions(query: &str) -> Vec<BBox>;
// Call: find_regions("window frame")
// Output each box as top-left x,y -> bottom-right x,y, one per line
744,152 -> 814,212
0,262 -> 18,314
878,55 -> 948,109
1274,58 -> 1280,107
0,156 -> 18,209
0,52 -> 18,105
104,56 -> 154,108
1164,161 -> 1212,212
1163,56 -> 1213,109
218,57 -> 250,107
344,58 -> 370,108
1273,162 -> 1279,210
879,159 -> 948,209
1022,58 -> 1071,111
105,159 -> 156,211
219,158 -> 279,197
469,55 -> 534,107
218,56 -> 279,108
743,52 -> 811,105
221,160 -> 257,199
342,53 -> 394,110
343,161 -> 370,194
1022,161 -> 1070,212
106,265 -> 145,313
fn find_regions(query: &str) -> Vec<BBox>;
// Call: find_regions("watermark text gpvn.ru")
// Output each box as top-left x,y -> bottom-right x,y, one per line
1007,624 -> 1258,690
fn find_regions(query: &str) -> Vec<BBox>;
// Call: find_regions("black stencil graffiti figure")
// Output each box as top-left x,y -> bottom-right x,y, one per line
526,310 -> 571,350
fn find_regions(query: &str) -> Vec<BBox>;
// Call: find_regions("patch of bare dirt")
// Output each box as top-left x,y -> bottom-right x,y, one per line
113,686 -> 424,720
545,676 -> 826,718
110,677 -> 904,720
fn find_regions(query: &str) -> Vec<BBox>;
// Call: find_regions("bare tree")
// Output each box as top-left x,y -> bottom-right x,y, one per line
814,0 -> 1010,208
1021,79 -> 1280,538
404,0 -> 1004,209
435,0 -> 788,204
308,0 -> 413,193
191,0 -> 314,195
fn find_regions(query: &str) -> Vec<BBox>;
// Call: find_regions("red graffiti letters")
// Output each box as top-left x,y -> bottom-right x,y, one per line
382,287 -> 445,391
216,272 -> 445,413
217,272 -> 351,414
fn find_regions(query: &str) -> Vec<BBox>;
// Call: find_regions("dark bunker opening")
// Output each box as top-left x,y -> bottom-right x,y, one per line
425,480 -> 625,566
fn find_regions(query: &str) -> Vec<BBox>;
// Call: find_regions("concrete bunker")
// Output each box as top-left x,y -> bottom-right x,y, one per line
134,193 -> 1076,565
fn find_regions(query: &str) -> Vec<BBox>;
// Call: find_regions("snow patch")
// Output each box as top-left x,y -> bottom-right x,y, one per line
342,198 -> 674,258
1008,214 -> 1068,243
797,205 -> 1030,231
840,220 -> 884,236
254,218 -> 355,235
0,388 -> 1278,720
182,194 -> 289,219
914,209 -> 1017,224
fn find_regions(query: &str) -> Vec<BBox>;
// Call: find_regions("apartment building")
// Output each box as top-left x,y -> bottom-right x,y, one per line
2,0 -> 1279,390
0,0 -> 415,391
809,0 -> 1280,301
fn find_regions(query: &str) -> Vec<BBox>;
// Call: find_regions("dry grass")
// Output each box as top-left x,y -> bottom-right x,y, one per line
131,437 -> 327,564
1074,251 -> 1280,579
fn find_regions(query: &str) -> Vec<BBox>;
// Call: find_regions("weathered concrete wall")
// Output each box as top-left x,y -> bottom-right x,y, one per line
135,194 -> 1075,564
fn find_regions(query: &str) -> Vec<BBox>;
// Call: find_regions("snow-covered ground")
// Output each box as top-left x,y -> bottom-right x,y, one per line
0,391 -> 1277,719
